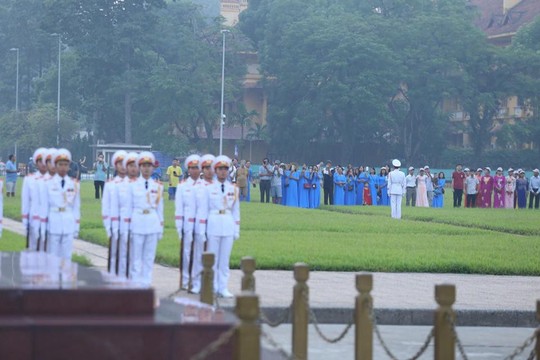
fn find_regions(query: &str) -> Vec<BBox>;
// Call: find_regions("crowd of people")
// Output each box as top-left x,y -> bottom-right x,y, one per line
223,158 -> 540,211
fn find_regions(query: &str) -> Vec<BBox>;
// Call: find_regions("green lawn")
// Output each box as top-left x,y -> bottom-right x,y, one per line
2,181 -> 539,275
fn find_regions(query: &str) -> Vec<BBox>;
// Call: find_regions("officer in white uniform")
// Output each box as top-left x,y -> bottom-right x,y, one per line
200,154 -> 216,186
196,155 -> 240,298
102,150 -> 128,275
388,159 -> 406,219
40,149 -> 81,259
175,154 -> 202,292
21,148 -> 47,250
116,152 -> 140,278
125,151 -> 164,286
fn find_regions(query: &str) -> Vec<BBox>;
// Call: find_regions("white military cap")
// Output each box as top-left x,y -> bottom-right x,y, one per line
45,148 -> 58,163
123,152 -> 139,168
213,155 -> 231,169
496,167 -> 503,172
33,148 -> 48,165
392,159 -> 401,168
112,150 -> 128,166
201,154 -> 215,168
137,151 -> 155,166
184,154 -> 202,170
54,148 -> 71,164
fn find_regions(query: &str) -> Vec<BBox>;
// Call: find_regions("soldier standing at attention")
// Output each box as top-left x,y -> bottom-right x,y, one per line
175,154 -> 202,292
21,148 -> 47,250
118,152 -> 140,278
197,155 -> 240,298
102,150 -> 128,275
125,152 -> 164,286
388,159 -> 406,219
40,149 -> 81,260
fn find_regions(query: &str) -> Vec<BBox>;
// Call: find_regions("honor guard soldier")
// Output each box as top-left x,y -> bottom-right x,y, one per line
200,154 -> 216,185
125,151 -> 164,286
388,159 -> 406,219
40,149 -> 81,260
102,150 -> 128,275
21,148 -> 47,250
175,154 -> 202,292
196,155 -> 240,298
118,152 -> 140,278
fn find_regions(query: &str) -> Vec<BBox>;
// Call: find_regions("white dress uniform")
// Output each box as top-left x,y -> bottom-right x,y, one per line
40,149 -> 81,260
388,160 -> 406,219
125,152 -> 164,286
102,150 -> 128,275
196,156 -> 240,297
21,148 -> 47,251
175,155 -> 202,291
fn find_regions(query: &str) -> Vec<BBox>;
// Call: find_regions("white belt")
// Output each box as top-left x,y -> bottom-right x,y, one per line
210,209 -> 231,215
135,208 -> 156,215
49,207 -> 69,213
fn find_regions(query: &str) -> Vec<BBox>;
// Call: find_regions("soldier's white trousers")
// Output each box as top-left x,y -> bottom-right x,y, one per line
28,222 -> 40,251
181,230 -> 194,287
129,233 -> 158,286
109,232 -> 129,278
390,195 -> 402,219
190,234 -> 206,292
207,235 -> 234,294
47,233 -> 74,260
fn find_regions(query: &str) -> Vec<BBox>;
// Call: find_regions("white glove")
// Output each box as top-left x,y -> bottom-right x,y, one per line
158,231 -> 163,241
233,233 -> 240,241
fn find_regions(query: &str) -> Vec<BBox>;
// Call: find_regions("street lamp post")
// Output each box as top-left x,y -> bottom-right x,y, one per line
9,48 -> 19,113
219,29 -> 230,156
51,34 -> 61,146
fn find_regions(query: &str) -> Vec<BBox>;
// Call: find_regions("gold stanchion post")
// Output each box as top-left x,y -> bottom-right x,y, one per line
292,263 -> 309,360
355,273 -> 373,360
241,257 -> 256,292
235,292 -> 260,360
200,252 -> 215,306
434,284 -> 456,360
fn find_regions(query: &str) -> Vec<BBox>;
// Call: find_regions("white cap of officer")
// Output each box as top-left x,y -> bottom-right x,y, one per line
137,151 -> 155,166
53,148 -> 72,164
185,154 -> 201,170
45,148 -> 58,163
123,152 -> 139,169
32,148 -> 48,165
201,154 -> 215,168
112,150 -> 128,167
392,159 -> 401,168
213,155 -> 231,170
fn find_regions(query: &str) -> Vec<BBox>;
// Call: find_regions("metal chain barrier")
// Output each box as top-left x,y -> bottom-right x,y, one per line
300,289 -> 354,344
502,327 -> 539,360
370,304 -> 434,360
260,304 -> 292,328
189,325 -> 237,360
261,328 -> 297,360
444,312 -> 469,360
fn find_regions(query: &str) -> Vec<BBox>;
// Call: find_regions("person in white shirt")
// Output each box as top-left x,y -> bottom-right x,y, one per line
387,159 -> 406,219
119,152 -> 140,278
125,152 -> 164,286
175,154 -> 202,292
196,155 -> 240,298
21,148 -> 47,250
529,169 -> 540,209
404,166 -> 416,207
40,149 -> 81,260
464,168 -> 479,208
101,150 -> 128,275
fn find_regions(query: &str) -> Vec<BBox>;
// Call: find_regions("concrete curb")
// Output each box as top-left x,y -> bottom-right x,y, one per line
220,307 -> 537,328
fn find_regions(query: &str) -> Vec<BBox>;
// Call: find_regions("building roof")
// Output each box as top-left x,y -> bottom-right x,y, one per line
470,0 -> 540,39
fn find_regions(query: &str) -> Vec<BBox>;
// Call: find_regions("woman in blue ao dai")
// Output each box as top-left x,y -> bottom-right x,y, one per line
309,165 -> 321,208
298,164 -> 310,208
368,167 -> 378,206
333,166 -> 346,205
285,164 -> 300,207
345,168 -> 356,205
377,167 -> 389,206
